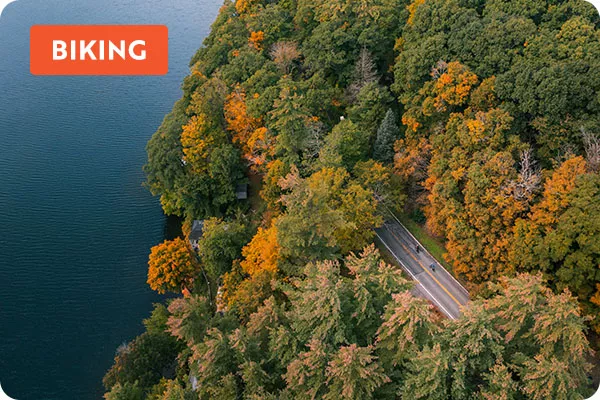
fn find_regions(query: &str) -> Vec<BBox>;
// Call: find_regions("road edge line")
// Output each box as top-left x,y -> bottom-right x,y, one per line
375,231 -> 457,320
379,201 -> 470,297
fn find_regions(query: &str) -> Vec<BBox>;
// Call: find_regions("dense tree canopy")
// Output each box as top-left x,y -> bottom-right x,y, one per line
110,247 -> 594,399
108,0 -> 600,397
391,2 -> 600,324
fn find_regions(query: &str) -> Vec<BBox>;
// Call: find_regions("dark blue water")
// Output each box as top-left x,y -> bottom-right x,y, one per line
0,1 -> 219,398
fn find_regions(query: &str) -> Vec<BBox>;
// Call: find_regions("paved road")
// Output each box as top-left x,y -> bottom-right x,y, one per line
375,219 -> 470,319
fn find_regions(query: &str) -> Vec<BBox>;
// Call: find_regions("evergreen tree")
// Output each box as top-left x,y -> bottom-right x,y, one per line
324,344 -> 390,400
373,109 -> 400,164
190,328 -> 238,399
284,338 -> 330,400
401,344 -> 450,400
375,292 -> 436,367
166,295 -> 212,346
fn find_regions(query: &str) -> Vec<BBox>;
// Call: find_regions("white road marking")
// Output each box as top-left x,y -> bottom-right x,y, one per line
375,231 -> 457,320
378,201 -> 470,297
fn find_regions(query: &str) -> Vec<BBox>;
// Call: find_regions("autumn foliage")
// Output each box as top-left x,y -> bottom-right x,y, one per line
240,225 -> 280,276
147,238 -> 198,294
248,31 -> 265,50
125,0 -> 600,397
181,114 -> 213,171
224,88 -> 270,167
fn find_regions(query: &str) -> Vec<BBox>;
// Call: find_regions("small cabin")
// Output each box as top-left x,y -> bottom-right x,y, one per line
189,220 -> 204,250
235,183 -> 248,200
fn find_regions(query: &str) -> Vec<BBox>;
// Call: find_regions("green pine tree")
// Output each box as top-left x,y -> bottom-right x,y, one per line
373,109 -> 399,164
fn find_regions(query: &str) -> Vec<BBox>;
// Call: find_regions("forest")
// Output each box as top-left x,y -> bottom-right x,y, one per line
104,0 -> 600,398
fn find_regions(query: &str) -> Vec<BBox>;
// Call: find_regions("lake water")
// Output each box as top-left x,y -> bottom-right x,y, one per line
0,1 -> 219,398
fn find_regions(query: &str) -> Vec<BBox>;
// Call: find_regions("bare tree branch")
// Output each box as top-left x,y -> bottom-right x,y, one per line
347,47 -> 378,100
270,41 -> 300,75
582,128 -> 600,173
304,120 -> 325,160
431,60 -> 448,80
507,149 -> 541,201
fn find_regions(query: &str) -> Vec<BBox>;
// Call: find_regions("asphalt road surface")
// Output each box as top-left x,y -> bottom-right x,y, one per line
375,219 -> 470,320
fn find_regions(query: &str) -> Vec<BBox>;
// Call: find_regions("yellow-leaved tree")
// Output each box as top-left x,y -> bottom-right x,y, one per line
180,114 -> 213,172
240,225 -> 280,276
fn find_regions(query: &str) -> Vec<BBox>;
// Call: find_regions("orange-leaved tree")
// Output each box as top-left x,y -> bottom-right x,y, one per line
235,0 -> 258,14
509,156 -> 588,273
224,88 -> 270,167
248,31 -> 265,50
147,237 -> 199,294
509,156 -> 600,331
401,61 -> 479,136
220,224 -> 280,319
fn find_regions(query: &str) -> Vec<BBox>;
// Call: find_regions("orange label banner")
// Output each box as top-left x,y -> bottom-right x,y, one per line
30,25 -> 169,76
